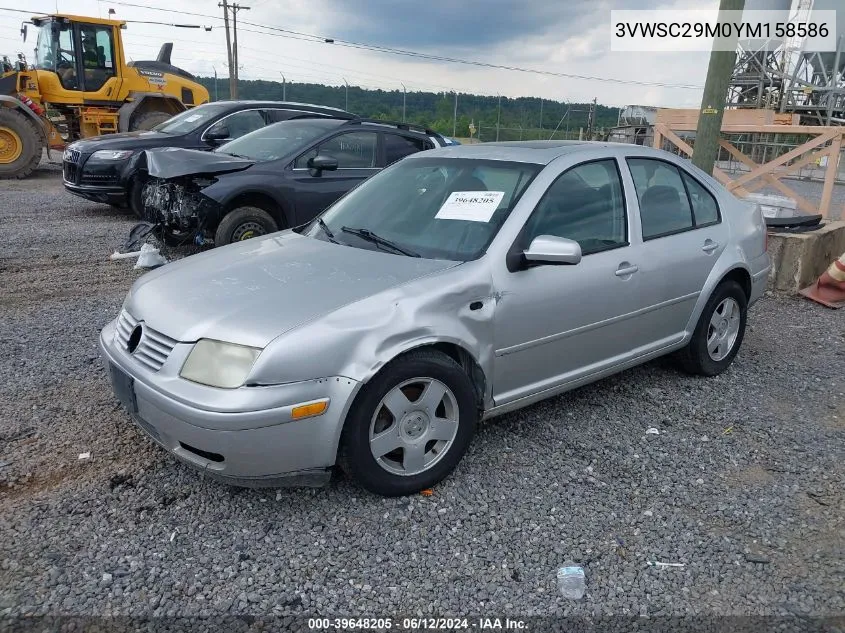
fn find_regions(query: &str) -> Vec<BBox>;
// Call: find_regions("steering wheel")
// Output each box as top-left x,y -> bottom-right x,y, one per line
57,50 -> 74,66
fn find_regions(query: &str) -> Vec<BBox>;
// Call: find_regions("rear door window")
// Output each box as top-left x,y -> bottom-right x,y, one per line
384,133 -> 432,165
627,158 -> 694,240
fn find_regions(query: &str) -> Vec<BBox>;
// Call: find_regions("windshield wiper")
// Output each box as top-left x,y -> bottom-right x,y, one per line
316,218 -> 338,244
220,152 -> 252,159
340,226 -> 420,257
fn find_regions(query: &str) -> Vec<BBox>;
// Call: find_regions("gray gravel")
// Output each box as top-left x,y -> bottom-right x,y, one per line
1,160 -> 843,620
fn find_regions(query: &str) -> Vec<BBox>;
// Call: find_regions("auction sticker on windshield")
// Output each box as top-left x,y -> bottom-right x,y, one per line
435,191 -> 505,222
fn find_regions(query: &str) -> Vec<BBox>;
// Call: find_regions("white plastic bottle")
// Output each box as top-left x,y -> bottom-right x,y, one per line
556,562 -> 586,599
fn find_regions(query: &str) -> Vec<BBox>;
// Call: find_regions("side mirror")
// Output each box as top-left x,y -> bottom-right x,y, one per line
308,154 -> 338,177
205,124 -> 230,143
523,235 -> 582,266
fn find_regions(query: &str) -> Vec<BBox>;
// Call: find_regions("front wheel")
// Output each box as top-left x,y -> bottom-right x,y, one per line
339,350 -> 478,496
677,280 -> 747,376
214,206 -> 279,246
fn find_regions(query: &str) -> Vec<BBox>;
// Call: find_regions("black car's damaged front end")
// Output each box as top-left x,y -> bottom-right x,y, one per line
138,148 -> 255,246
141,176 -> 223,246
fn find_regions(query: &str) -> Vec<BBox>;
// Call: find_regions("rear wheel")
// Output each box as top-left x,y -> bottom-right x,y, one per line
0,109 -> 42,179
214,206 -> 279,246
129,110 -> 171,132
339,350 -> 478,496
677,280 -> 747,376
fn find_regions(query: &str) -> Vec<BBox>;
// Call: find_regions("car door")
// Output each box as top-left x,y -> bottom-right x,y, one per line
624,157 -> 730,339
288,130 -> 381,223
491,158 -> 647,406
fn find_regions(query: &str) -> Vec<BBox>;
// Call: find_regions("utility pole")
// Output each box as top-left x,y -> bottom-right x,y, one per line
586,97 -> 597,139
230,3 -> 250,99
693,0 -> 745,174
213,65 -> 218,101
453,92 -> 458,137
279,72 -> 286,100
539,98 -> 544,138
401,83 -> 406,122
218,0 -> 233,99
496,94 -> 501,142
343,78 -> 349,111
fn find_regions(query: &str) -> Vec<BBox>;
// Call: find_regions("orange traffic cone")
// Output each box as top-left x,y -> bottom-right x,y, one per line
799,252 -> 845,309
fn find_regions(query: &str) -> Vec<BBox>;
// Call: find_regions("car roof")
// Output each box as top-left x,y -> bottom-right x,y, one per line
203,100 -> 352,115
416,140 -> 674,164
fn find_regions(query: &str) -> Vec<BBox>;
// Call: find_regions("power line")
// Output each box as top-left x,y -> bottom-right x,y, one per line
102,0 -> 704,90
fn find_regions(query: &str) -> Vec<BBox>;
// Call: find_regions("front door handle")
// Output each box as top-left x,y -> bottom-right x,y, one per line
615,263 -> 639,277
702,239 -> 719,253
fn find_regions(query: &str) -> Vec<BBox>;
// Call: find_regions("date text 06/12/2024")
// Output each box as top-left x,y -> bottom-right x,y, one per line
307,617 -> 528,630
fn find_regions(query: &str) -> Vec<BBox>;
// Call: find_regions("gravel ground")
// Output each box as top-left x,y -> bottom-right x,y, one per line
0,159 -> 843,623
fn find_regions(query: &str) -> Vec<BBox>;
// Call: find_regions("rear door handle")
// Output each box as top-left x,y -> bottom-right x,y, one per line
702,239 -> 719,253
615,263 -> 639,277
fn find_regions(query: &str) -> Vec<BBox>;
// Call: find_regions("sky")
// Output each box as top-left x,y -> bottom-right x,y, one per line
0,0 -> 732,109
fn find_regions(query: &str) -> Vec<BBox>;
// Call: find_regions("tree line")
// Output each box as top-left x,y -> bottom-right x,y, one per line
194,77 -> 621,140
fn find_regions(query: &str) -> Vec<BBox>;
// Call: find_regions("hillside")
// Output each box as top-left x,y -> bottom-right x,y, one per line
194,77 -> 620,141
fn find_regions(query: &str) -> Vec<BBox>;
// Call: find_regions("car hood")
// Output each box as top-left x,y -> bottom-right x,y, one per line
145,147 -> 255,178
126,231 -> 459,348
70,131 -> 181,153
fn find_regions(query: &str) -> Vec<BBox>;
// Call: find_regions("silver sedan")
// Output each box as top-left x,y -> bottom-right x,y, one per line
100,141 -> 771,496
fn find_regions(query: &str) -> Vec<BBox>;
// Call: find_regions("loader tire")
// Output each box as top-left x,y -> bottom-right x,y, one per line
0,108 -> 42,180
129,110 -> 171,132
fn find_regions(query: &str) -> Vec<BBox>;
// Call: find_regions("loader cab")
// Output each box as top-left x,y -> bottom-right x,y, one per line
32,16 -> 121,95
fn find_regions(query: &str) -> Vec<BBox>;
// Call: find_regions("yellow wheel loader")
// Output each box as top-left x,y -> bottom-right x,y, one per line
0,14 -> 209,179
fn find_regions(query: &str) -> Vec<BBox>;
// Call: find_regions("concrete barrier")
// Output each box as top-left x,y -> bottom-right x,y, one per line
767,220 -> 845,293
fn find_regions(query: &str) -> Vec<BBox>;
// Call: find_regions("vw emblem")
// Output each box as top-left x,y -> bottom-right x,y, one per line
127,325 -> 143,353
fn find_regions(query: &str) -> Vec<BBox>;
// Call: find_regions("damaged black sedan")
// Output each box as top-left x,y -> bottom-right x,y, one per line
140,117 -> 447,246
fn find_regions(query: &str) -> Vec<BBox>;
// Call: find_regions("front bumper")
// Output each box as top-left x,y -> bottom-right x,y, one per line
64,182 -> 127,206
99,318 -> 360,487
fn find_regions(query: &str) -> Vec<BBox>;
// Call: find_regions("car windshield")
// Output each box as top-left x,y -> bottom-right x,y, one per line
215,118 -> 345,162
152,103 -> 230,134
305,157 -> 542,261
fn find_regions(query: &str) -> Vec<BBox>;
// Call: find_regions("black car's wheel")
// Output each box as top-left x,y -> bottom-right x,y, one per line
129,111 -> 171,132
214,206 -> 279,246
128,176 -> 147,218
339,349 -> 478,497
677,280 -> 747,376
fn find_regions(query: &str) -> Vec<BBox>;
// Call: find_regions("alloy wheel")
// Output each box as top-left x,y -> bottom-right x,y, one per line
368,377 -> 460,476
707,297 -> 741,361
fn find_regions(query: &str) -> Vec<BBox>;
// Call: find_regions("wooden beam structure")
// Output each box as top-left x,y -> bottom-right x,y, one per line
653,111 -> 845,219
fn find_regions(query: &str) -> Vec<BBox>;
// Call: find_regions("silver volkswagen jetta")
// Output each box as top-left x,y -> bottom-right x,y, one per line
100,141 -> 770,496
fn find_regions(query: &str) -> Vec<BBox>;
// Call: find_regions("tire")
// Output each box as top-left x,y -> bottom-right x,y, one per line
339,349 -> 478,497
128,175 -> 147,218
214,206 -> 279,246
129,110 -> 172,132
0,108 -> 42,179
677,280 -> 748,376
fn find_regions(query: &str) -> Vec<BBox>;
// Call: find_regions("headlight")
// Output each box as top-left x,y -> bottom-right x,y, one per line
91,149 -> 134,161
180,339 -> 261,389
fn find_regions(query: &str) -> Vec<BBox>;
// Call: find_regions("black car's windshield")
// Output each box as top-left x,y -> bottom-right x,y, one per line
152,103 -> 230,134
305,157 -> 542,261
215,118 -> 345,162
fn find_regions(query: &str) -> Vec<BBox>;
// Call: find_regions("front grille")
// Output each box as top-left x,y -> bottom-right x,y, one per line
63,149 -> 81,184
114,310 -> 178,372
63,160 -> 80,184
